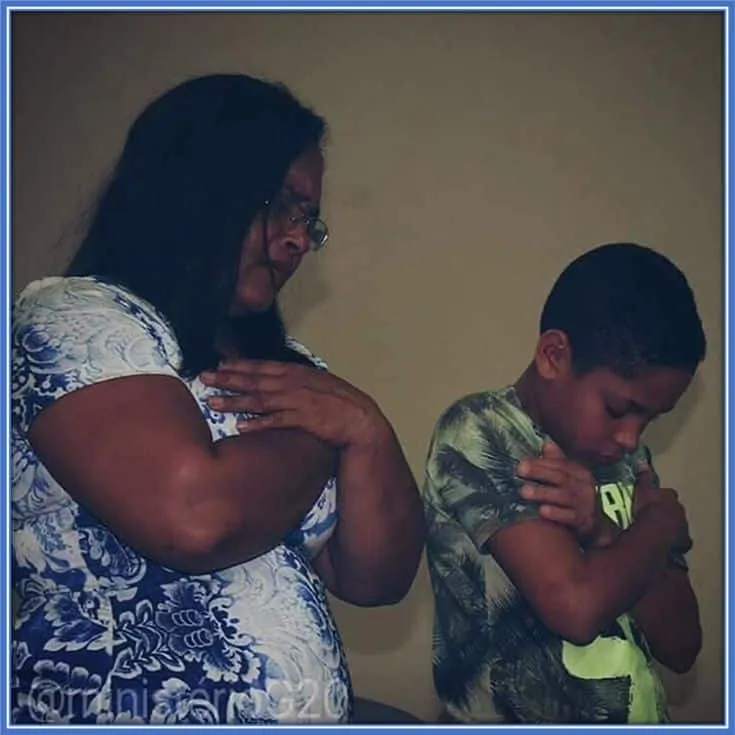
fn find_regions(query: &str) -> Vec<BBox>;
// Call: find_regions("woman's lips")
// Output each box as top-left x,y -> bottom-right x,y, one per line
267,261 -> 293,284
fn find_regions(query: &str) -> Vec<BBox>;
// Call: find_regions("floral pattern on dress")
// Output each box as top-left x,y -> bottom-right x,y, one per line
11,276 -> 351,724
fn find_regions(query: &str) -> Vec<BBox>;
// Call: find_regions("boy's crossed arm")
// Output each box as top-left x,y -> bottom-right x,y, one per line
489,441 -> 700,672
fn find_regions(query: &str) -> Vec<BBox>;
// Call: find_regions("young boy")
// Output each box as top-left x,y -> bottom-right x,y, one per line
422,243 -> 705,724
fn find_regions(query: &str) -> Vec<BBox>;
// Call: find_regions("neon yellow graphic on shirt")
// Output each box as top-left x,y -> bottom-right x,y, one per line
560,481 -> 665,723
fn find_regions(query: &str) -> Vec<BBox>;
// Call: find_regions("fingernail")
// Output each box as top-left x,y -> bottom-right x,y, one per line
209,397 -> 224,408
517,461 -> 529,475
200,371 -> 215,383
520,484 -> 534,498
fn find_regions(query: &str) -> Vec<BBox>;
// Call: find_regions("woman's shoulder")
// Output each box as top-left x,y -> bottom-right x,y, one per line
15,276 -> 175,335
17,276 -> 155,315
13,275 -> 182,371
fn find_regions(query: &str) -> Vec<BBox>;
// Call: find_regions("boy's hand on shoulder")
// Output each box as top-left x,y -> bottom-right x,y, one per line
633,462 -> 692,555
516,440 -> 606,548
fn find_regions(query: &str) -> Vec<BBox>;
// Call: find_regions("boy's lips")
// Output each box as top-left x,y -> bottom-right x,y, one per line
598,451 -> 624,464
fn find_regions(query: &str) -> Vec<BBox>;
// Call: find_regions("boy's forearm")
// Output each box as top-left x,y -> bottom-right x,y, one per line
632,567 -> 701,673
575,513 -> 674,638
586,512 -> 700,671
573,510 -> 700,670
587,515 -> 622,549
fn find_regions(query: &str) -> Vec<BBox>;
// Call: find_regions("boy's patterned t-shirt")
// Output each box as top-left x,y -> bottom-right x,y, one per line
422,385 -> 676,724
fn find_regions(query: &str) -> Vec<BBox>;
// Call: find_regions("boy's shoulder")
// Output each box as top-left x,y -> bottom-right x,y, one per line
431,385 -> 544,459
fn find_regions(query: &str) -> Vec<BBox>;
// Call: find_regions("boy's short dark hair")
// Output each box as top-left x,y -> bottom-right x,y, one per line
540,242 -> 706,377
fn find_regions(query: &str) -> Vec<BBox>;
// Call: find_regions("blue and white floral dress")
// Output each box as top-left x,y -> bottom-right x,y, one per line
11,276 -> 352,725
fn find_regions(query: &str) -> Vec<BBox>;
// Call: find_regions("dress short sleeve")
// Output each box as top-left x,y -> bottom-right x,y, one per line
12,277 -> 182,435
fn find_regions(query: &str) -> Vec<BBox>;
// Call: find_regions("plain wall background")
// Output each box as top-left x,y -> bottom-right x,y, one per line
11,10 -> 724,723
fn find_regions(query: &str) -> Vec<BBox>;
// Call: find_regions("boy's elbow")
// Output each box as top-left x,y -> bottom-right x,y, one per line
549,614 -> 600,647
664,652 -> 698,675
538,585 -> 603,647
657,630 -> 702,674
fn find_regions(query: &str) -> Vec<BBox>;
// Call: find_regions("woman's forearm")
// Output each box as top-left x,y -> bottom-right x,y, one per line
324,421 -> 425,606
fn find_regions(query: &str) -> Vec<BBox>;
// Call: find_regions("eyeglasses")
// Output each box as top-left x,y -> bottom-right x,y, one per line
264,192 -> 329,251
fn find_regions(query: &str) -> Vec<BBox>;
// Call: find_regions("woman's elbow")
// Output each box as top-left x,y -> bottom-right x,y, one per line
374,574 -> 418,606
339,582 -> 411,607
138,519 -> 225,574
138,479 -> 234,573
334,564 -> 421,607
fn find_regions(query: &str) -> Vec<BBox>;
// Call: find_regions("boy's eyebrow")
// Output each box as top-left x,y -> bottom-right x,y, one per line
609,395 -> 653,416
626,398 -> 676,417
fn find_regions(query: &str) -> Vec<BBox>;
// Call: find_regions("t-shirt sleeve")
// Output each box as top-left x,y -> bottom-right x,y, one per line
425,396 -> 545,553
12,278 -> 182,435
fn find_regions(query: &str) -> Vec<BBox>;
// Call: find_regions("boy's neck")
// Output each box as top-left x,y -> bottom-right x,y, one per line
513,365 -> 547,432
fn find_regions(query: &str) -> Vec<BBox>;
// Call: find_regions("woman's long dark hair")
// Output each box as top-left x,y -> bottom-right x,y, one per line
66,73 -> 327,377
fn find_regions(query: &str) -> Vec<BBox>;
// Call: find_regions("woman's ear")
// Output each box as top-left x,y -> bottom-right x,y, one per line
534,329 -> 573,381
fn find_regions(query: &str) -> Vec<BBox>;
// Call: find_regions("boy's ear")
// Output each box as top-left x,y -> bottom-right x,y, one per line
535,329 -> 573,380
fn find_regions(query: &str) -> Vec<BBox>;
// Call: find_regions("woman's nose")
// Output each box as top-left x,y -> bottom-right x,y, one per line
282,218 -> 311,255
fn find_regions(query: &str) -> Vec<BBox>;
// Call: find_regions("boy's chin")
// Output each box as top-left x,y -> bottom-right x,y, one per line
591,451 -> 626,466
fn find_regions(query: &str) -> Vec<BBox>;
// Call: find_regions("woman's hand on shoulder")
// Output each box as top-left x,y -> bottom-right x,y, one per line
200,359 -> 388,448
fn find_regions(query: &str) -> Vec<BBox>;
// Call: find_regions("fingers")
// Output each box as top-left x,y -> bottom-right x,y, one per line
200,369 -> 283,393
518,441 -> 589,487
658,486 -> 680,502
537,505 -> 578,525
217,358 -> 294,376
236,411 -> 296,432
517,457 -> 590,486
634,460 -> 658,491
517,459 -> 564,486
520,478 -> 581,525
541,440 -> 566,460
520,483 -> 574,507
208,391 -> 289,414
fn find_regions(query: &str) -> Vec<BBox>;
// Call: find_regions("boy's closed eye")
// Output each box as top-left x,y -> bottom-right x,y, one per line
605,404 -> 628,419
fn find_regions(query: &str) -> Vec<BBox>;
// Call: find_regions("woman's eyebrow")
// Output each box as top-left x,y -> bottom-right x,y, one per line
282,185 -> 320,215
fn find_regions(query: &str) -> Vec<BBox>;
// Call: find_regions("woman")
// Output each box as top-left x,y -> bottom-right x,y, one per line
11,73 -> 424,724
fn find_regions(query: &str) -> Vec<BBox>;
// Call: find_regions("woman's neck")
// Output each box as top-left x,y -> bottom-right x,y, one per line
216,307 -> 287,361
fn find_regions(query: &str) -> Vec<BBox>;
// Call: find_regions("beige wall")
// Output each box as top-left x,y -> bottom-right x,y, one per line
12,10 -> 724,723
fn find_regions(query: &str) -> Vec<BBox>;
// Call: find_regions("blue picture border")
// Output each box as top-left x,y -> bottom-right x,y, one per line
1,2 -> 730,734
